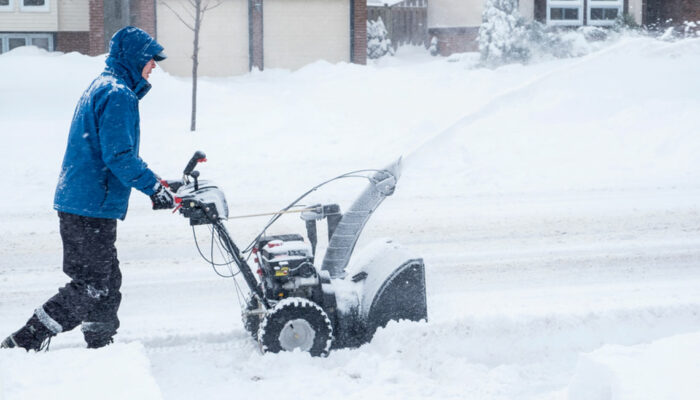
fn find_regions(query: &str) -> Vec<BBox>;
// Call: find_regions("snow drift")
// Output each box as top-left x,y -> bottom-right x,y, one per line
568,332 -> 700,400
0,343 -> 162,400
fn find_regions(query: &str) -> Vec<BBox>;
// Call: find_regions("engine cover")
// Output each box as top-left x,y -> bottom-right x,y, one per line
255,234 -> 317,299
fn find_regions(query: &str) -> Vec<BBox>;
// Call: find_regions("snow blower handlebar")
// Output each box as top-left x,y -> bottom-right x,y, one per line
160,151 -> 208,196
173,151 -> 270,308
183,150 -> 207,177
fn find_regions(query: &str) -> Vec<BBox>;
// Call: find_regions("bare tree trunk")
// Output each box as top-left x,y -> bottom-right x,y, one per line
162,0 -> 221,132
191,0 -> 201,132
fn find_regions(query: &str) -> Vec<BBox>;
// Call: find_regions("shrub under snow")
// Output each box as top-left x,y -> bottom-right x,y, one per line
429,36 -> 439,56
367,17 -> 395,59
478,0 -> 623,67
478,0 -> 529,66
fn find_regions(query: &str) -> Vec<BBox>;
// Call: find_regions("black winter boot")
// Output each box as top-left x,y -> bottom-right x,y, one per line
85,336 -> 114,349
82,321 -> 118,349
1,315 -> 56,352
84,332 -> 114,349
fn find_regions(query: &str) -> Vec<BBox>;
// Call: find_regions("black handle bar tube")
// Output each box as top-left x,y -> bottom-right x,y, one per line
184,150 -> 207,176
213,220 -> 269,308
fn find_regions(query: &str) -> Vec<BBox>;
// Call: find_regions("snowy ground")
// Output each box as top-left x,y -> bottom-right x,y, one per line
1,36 -> 700,399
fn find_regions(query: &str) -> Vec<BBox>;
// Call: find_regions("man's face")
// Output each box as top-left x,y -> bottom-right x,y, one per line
142,59 -> 156,81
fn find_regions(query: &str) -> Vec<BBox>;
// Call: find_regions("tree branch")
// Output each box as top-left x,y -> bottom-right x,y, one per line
202,0 -> 223,12
160,1 -> 195,31
200,0 -> 221,25
177,0 -> 196,21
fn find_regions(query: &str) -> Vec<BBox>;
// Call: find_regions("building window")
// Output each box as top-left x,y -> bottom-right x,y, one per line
0,0 -> 13,12
547,0 -> 583,26
587,0 -> 622,26
551,7 -> 579,20
0,33 -> 54,53
30,36 -> 50,50
8,37 -> 26,50
20,0 -> 49,12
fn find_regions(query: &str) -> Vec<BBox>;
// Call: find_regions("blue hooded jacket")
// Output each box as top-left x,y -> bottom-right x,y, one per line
54,27 -> 164,220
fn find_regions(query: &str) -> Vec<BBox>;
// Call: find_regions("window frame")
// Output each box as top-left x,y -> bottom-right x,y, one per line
0,0 -> 14,12
29,35 -> 52,50
0,33 -> 54,52
587,0 -> 623,26
19,0 -> 49,12
547,0 -> 584,26
7,35 -> 28,51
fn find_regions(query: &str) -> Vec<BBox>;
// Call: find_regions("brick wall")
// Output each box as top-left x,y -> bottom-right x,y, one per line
88,0 -> 104,55
56,31 -> 91,54
130,0 -> 156,38
643,0 -> 700,26
650,0 -> 700,24
687,0 -> 700,21
352,0 -> 367,65
428,27 -> 479,56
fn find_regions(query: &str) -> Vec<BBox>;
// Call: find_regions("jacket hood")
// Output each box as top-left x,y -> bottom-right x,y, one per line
105,26 -> 165,99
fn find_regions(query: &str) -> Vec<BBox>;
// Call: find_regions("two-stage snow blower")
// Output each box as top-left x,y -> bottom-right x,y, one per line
168,151 -> 427,356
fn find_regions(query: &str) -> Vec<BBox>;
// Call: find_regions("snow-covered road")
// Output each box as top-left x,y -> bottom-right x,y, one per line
3,189 -> 700,399
2,36 -> 700,399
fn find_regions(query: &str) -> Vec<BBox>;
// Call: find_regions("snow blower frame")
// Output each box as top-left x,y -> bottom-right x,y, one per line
170,151 -> 427,356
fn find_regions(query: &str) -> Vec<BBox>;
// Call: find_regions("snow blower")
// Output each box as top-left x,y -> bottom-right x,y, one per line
169,151 -> 427,356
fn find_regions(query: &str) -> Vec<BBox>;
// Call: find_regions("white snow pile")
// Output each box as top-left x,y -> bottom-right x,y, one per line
568,332 -> 700,400
0,343 -> 162,400
658,20 -> 700,41
406,37 -> 700,196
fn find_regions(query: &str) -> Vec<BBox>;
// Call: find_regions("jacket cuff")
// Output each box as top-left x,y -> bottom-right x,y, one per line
138,172 -> 160,196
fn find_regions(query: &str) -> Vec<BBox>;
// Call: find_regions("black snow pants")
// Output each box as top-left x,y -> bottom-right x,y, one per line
40,211 -> 122,347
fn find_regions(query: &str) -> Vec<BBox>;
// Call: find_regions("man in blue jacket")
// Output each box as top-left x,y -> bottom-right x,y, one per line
2,26 -> 174,351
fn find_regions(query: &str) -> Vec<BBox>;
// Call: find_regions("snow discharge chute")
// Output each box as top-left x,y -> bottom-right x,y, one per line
321,160 -> 402,278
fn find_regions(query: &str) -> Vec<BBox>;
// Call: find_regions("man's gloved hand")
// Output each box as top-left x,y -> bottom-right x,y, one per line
150,182 -> 175,210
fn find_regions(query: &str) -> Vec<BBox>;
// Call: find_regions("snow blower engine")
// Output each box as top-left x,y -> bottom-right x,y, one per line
170,151 -> 427,356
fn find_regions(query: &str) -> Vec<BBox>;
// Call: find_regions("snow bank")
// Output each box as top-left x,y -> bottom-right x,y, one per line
568,332 -> 700,400
405,37 -> 700,196
0,342 -> 162,400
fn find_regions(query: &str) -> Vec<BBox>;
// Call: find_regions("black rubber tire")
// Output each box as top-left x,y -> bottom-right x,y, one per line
258,297 -> 333,357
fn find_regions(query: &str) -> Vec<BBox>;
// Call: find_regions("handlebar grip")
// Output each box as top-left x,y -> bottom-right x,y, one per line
183,151 -> 206,176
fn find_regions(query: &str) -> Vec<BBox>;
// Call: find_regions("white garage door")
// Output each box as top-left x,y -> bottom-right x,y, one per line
264,0 -> 351,71
157,0 -> 249,77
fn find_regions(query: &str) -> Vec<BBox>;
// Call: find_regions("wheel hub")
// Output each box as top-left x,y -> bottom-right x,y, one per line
278,319 -> 316,352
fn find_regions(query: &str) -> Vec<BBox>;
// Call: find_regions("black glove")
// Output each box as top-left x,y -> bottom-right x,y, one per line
150,182 -> 175,210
